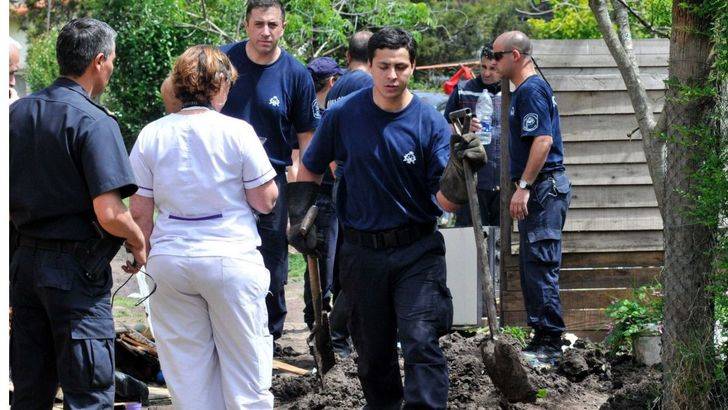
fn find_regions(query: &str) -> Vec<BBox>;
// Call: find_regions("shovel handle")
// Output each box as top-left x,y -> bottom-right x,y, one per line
300,205 -> 319,236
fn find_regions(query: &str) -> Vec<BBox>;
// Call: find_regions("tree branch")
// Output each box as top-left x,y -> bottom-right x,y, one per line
590,0 -> 666,216
613,0 -> 670,38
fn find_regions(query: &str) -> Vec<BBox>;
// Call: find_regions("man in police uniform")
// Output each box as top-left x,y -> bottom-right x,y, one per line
293,28 -> 485,409
492,31 -> 572,363
220,0 -> 319,341
10,18 -> 146,408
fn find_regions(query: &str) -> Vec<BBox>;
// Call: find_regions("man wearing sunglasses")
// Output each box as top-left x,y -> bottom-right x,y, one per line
492,31 -> 572,365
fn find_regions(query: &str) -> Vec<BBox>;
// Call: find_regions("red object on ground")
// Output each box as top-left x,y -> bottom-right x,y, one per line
443,65 -> 475,95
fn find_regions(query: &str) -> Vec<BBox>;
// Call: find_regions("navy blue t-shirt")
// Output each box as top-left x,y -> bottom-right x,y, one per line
325,69 -> 373,109
304,88 -> 451,231
10,78 -> 137,241
221,41 -> 319,168
508,75 -> 565,180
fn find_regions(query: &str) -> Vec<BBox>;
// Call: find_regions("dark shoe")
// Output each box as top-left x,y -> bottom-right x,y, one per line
523,332 -> 544,353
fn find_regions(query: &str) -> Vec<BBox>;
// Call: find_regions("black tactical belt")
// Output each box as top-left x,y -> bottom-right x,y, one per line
18,236 -> 78,253
343,222 -> 436,249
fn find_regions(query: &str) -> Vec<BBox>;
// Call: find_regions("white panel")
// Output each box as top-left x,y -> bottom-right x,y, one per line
441,227 -> 481,326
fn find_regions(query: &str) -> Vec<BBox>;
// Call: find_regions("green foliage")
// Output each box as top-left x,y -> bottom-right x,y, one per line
536,388 -> 548,399
288,252 -> 307,281
25,28 -> 59,92
605,285 -> 663,353
527,0 -> 672,40
502,325 -> 529,346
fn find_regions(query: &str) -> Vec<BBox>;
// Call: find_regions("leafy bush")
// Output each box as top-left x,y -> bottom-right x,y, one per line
25,28 -> 59,92
502,325 -> 529,346
605,284 -> 663,353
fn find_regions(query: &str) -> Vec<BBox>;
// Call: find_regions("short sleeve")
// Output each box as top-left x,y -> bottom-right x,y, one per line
302,109 -> 337,175
241,125 -> 277,189
129,132 -> 154,198
443,84 -> 460,124
80,116 -> 138,199
516,85 -> 553,138
290,68 -> 320,133
427,115 -> 452,194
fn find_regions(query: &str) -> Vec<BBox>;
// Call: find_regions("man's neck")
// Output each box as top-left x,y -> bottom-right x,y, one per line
63,75 -> 95,98
348,61 -> 369,73
372,88 -> 413,113
316,91 -> 327,110
245,41 -> 282,65
512,64 -> 537,88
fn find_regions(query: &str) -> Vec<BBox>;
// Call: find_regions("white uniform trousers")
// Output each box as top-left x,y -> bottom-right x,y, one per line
147,254 -> 274,409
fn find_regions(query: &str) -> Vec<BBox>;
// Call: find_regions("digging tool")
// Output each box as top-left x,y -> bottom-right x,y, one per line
273,359 -> 311,376
449,108 -> 538,402
448,108 -> 499,336
299,205 -> 336,387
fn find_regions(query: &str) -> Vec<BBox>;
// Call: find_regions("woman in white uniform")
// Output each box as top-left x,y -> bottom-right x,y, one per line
129,45 -> 278,409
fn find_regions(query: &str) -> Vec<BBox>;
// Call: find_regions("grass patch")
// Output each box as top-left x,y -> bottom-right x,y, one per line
288,252 -> 306,282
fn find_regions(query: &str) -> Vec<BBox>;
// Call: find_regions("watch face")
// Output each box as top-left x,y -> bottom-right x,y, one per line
519,180 -> 527,189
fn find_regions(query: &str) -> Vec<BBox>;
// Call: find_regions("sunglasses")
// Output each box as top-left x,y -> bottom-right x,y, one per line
493,50 -> 528,61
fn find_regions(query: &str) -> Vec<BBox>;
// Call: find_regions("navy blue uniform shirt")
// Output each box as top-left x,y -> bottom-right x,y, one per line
508,75 -> 565,180
10,78 -> 137,241
444,78 -> 502,190
325,69 -> 373,109
303,87 -> 451,231
221,41 -> 319,167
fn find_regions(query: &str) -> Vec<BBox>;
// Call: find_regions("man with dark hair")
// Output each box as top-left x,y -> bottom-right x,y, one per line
10,18 -> 146,408
221,0 -> 320,342
293,27 -> 485,408
493,30 -> 571,364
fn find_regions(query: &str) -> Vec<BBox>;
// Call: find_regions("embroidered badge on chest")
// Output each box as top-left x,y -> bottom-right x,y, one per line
403,151 -> 417,165
269,96 -> 281,107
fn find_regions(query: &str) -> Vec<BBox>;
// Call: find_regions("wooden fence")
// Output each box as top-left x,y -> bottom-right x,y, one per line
499,39 -> 668,340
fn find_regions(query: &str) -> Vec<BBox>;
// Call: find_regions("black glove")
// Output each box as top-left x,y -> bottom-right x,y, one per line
439,133 -> 487,204
287,182 -> 321,256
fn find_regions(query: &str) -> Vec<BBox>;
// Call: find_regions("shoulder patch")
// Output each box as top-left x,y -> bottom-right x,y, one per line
522,113 -> 539,132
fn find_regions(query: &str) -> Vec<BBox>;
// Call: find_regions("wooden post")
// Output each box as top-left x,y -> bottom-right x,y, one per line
499,79 -> 514,325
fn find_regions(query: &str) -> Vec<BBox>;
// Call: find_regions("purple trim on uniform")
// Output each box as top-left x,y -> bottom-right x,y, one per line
168,213 -> 223,221
139,186 -> 153,191
243,168 -> 276,183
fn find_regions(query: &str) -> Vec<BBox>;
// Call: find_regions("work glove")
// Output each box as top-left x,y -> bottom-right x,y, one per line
287,182 -> 321,256
439,133 -> 487,204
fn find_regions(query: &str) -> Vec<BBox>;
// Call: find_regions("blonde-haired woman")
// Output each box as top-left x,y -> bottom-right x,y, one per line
129,45 -> 278,409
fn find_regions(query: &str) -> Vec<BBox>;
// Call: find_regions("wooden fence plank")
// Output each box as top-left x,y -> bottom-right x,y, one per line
535,54 -> 667,69
566,163 -> 653,185
564,140 -> 647,164
505,250 -> 664,269
569,185 -> 658,208
505,267 -> 661,291
511,230 -> 664,254
504,309 -> 612,331
561,114 -> 643,142
556,90 -> 664,116
539,66 -> 668,77
512,208 -> 663,232
548,73 -> 666,92
503,288 -> 633,311
532,39 -> 669,55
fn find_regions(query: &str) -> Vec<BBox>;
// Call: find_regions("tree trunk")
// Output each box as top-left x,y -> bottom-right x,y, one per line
661,1 -> 716,408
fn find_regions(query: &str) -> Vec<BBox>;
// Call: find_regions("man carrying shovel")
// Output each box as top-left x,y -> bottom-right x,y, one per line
290,27 -> 485,408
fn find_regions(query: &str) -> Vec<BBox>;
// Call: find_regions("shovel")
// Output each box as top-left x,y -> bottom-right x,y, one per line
299,205 -> 336,387
449,108 -> 537,402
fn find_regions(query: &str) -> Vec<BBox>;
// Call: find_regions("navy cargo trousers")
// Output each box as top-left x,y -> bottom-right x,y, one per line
340,230 -> 453,409
10,244 -> 115,409
517,171 -> 572,337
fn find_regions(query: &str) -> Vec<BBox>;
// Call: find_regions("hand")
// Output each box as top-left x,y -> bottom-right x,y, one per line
469,117 -> 483,133
454,133 -> 487,170
287,221 -> 321,257
509,188 -> 530,221
122,240 -> 147,274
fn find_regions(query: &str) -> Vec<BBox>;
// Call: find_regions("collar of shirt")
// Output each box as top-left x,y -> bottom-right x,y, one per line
53,77 -> 117,119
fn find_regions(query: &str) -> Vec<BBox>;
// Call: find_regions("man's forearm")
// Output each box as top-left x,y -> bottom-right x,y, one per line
296,163 -> 324,185
93,192 -> 145,246
297,131 -> 314,168
521,136 -> 553,183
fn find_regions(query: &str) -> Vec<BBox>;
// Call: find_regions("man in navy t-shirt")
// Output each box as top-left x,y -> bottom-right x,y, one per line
292,28 -> 485,408
493,31 -> 572,364
325,31 -> 374,109
220,0 -> 319,341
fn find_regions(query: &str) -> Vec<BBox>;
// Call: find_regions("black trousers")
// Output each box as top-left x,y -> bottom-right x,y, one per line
10,245 -> 115,410
258,170 -> 289,339
340,230 -> 453,409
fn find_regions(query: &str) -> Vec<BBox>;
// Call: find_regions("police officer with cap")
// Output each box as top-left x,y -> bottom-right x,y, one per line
10,18 -> 145,408
492,30 -> 572,364
293,27 -> 485,408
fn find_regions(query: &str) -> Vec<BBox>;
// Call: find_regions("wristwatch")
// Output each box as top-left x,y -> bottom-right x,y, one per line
517,179 -> 532,190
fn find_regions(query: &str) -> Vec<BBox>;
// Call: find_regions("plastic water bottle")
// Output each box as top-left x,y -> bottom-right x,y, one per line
475,91 -> 493,145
